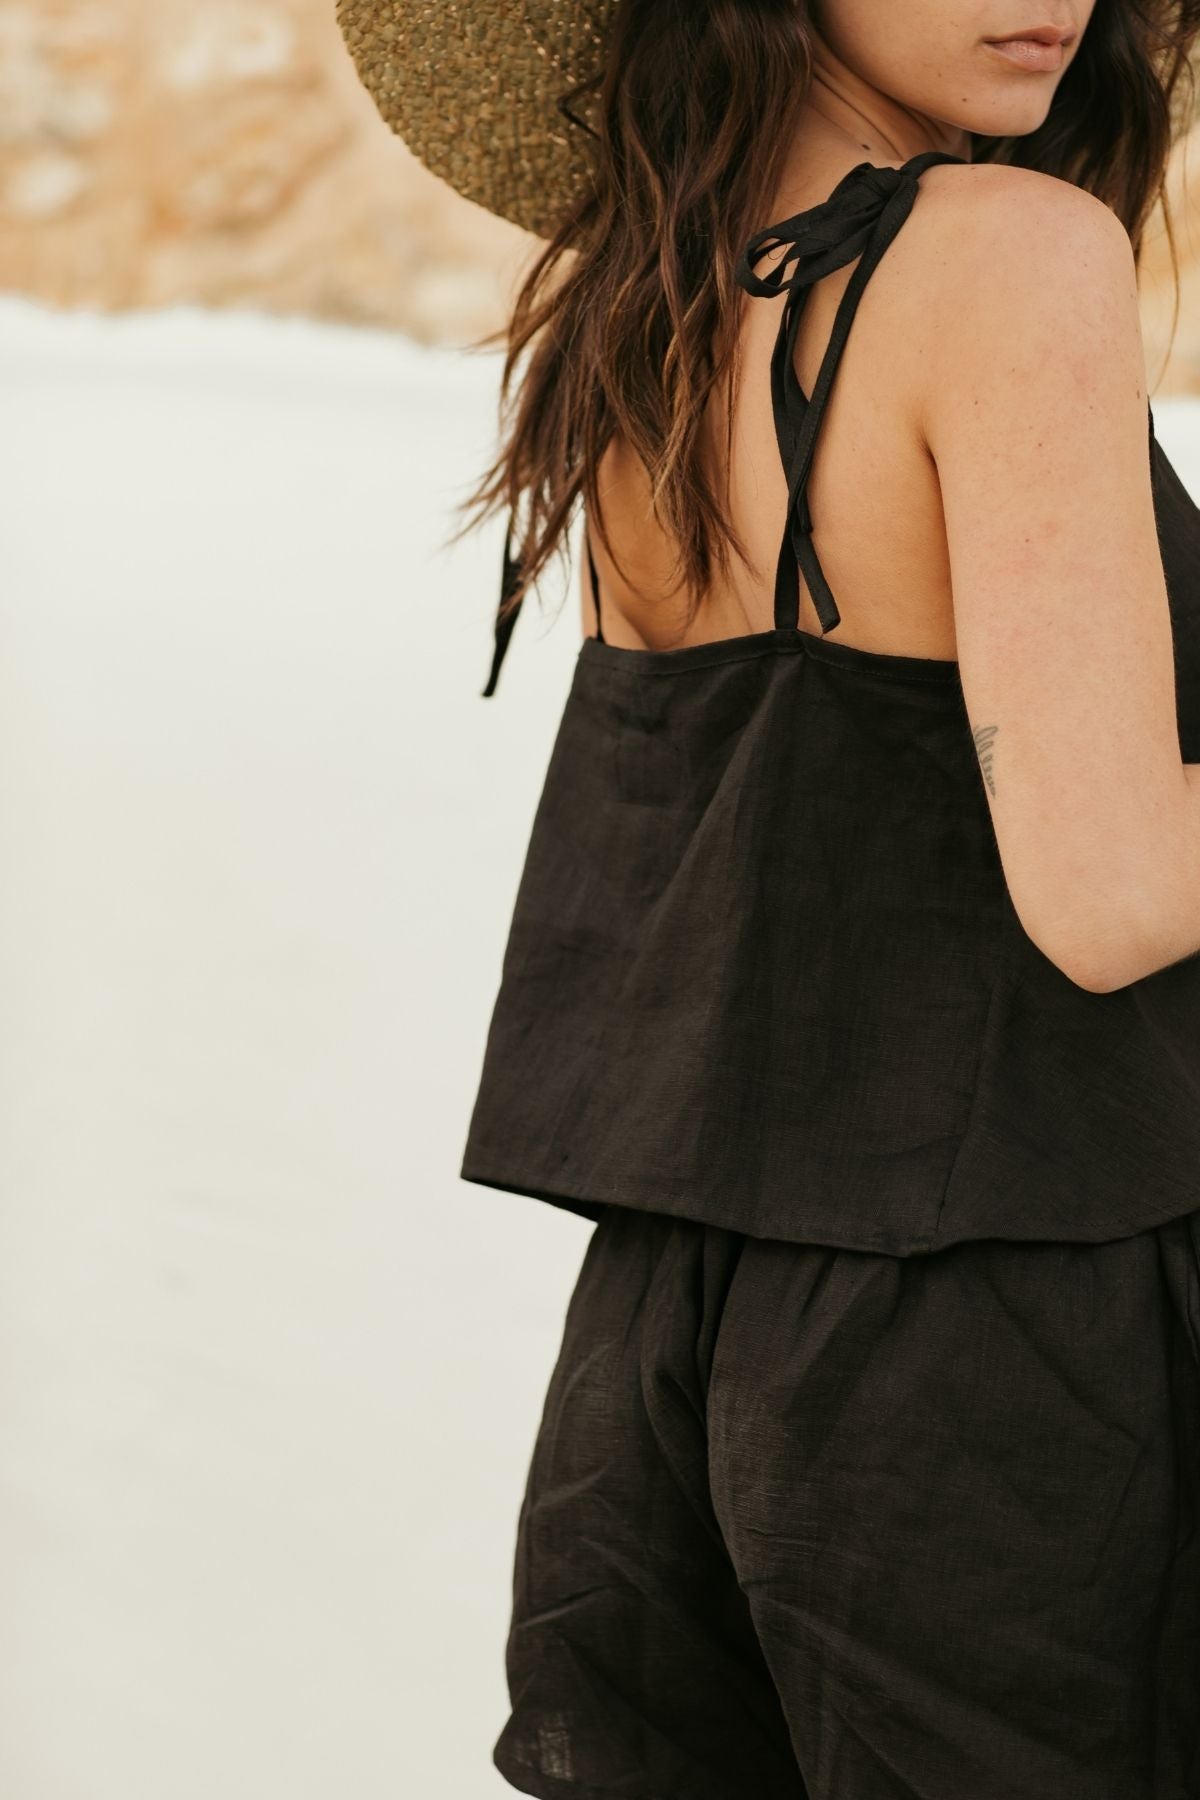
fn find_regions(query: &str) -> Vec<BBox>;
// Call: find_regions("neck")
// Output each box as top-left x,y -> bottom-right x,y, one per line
800,39 -> 973,168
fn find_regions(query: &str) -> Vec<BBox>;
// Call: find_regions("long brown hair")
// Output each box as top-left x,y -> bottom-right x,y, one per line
449,0 -> 1200,640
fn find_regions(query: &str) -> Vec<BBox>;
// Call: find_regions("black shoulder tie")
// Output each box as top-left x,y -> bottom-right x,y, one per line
733,150 -> 964,635
482,152 -> 964,688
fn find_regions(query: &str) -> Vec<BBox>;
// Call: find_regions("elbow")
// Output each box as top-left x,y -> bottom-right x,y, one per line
1036,904 -> 1168,995
1016,871 -> 1169,994
1005,786 -> 1196,995
1052,950 -> 1129,996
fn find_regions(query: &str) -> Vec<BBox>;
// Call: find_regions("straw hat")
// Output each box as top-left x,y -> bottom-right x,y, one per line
335,0 -> 621,238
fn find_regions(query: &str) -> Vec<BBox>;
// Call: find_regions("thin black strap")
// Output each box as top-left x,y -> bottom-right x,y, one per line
481,516 -> 524,698
584,520 -> 606,643
482,151 -> 965,691
735,148 -> 966,635
482,508 -> 607,695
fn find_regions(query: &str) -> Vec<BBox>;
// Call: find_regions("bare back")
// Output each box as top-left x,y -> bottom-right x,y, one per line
582,152 -> 961,661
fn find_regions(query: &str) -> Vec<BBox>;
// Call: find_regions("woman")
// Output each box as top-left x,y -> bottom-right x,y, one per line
339,3 -> 1200,1795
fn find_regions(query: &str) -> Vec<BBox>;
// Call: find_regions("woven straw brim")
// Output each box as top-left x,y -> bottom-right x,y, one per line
335,0 -> 619,238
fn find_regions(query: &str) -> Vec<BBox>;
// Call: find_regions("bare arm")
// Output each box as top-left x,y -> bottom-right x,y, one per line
919,164 -> 1193,994
1124,763 -> 1200,985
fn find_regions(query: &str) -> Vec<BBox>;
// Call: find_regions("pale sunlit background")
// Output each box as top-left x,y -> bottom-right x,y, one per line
3,6 -> 1200,1798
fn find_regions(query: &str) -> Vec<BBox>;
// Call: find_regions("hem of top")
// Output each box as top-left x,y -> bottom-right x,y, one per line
494,1743 -> 725,1800
459,1160 -> 1200,1256
459,1162 -> 935,1253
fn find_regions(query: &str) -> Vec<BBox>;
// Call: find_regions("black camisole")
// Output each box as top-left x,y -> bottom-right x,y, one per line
459,148 -> 1200,1255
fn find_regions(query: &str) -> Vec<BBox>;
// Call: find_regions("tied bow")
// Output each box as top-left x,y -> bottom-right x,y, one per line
733,150 -> 962,637
734,159 -> 917,301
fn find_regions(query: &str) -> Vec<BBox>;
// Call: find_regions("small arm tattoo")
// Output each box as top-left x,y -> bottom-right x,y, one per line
972,723 -> 998,798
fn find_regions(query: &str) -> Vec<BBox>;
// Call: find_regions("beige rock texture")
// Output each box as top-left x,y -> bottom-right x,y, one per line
2,0 -> 1200,387
0,0 -> 534,344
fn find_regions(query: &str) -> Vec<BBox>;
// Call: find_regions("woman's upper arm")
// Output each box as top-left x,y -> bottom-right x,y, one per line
917,166 -> 1185,991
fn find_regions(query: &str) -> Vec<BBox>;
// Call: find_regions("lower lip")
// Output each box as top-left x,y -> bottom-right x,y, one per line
984,37 -> 1066,71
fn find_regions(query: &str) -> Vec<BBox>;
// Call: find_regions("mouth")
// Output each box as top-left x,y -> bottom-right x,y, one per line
983,25 -> 1076,71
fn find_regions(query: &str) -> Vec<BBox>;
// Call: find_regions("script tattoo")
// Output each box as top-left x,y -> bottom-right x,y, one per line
973,723 -> 998,798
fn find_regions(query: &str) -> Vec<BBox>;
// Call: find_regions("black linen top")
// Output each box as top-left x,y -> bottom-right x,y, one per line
459,149 -> 1200,1255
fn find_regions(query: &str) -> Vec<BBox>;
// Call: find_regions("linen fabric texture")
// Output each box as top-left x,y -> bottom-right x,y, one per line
467,150 -> 1200,1798
460,151 -> 1200,1254
494,1203 -> 1200,1800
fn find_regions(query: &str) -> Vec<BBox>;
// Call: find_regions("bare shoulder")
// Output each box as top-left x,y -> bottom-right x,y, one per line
913,157 -> 1132,261
913,158 -> 1129,232
908,160 -> 1140,389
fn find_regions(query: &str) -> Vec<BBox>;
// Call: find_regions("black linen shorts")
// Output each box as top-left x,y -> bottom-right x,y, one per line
493,1204 -> 1200,1800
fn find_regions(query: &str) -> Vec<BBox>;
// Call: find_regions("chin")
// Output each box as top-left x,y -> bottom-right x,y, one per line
959,94 -> 1063,139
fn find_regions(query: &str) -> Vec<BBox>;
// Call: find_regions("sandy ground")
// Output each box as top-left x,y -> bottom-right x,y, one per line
2,293 -> 1199,1800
